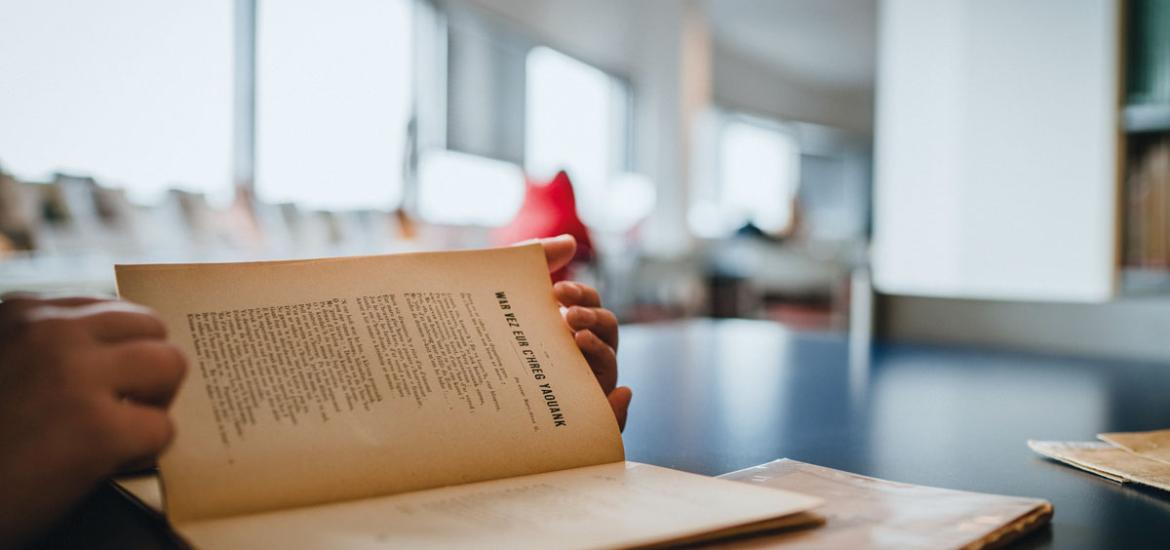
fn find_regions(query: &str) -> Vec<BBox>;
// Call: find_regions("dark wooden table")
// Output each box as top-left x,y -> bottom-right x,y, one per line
620,319 -> 1170,549
33,318 -> 1170,548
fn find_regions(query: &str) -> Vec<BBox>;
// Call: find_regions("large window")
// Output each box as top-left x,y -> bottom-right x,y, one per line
525,46 -> 632,229
416,150 -> 525,226
719,119 -> 799,233
690,114 -> 800,237
0,2 -> 638,230
0,0 -> 234,203
255,0 -> 413,210
416,43 -> 637,228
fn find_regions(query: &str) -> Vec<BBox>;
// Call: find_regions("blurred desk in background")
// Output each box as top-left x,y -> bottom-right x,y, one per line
35,319 -> 1170,549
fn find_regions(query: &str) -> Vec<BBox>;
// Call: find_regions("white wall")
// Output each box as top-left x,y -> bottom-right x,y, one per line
872,0 -> 1120,302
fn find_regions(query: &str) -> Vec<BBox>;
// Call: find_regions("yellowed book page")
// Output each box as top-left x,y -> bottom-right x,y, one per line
1099,429 -> 1170,465
175,462 -> 823,550
115,245 -> 623,522
717,459 -> 1051,550
1028,440 -> 1170,492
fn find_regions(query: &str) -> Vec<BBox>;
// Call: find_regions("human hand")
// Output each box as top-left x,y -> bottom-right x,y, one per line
0,296 -> 186,545
537,235 -> 632,431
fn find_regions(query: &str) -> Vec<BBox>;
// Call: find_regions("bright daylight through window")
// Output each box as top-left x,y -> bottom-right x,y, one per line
0,0 -> 234,204
691,116 -> 800,237
255,0 -> 412,210
526,46 -> 634,230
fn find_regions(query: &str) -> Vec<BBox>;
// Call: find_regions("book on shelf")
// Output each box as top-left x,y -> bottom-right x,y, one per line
1127,0 -> 1170,106
1124,136 -> 1170,270
114,244 -> 823,549
1124,0 -> 1170,275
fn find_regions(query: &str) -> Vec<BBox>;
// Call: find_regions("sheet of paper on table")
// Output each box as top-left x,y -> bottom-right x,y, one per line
718,459 -> 1052,550
1099,429 -> 1170,466
1030,429 -> 1170,493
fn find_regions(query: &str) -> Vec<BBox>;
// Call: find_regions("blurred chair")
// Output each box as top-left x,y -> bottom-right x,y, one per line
492,170 -> 594,282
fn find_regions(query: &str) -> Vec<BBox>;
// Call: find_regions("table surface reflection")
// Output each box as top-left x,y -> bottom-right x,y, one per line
619,319 -> 1170,550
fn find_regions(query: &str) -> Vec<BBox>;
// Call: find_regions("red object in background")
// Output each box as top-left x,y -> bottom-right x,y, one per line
493,170 -> 594,282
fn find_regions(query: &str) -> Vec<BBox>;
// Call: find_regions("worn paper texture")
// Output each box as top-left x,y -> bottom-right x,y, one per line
718,459 -> 1052,550
116,245 -> 624,522
173,462 -> 822,550
1029,440 -> 1170,492
1098,429 -> 1170,466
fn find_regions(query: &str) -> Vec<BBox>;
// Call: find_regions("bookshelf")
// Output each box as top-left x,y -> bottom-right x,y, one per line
1124,103 -> 1170,134
873,0 -> 1170,360
1121,266 -> 1170,295
1120,0 -> 1170,294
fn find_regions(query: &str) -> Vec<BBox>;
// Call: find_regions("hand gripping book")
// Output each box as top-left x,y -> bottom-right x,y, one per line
115,244 -> 821,549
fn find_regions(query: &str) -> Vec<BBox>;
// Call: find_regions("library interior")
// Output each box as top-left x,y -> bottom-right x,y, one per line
2,0 -> 1170,549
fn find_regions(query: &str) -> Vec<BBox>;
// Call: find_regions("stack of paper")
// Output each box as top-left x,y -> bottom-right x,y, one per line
719,459 -> 1052,549
1030,429 -> 1170,492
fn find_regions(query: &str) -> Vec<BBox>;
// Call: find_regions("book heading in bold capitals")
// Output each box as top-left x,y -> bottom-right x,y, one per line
496,291 -> 567,427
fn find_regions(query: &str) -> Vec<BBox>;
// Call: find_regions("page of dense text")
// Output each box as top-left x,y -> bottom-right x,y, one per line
174,462 -> 822,550
115,245 -> 624,522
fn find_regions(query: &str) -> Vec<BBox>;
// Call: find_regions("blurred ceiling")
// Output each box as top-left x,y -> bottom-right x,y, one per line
705,0 -> 877,93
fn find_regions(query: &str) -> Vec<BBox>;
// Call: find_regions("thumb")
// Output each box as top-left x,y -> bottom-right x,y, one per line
535,234 -> 577,273
607,386 -> 632,432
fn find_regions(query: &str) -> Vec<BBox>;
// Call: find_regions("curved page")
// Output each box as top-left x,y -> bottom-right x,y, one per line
115,245 -> 623,522
175,462 -> 823,550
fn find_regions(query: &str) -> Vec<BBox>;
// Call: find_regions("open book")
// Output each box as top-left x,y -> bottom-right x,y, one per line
115,244 -> 822,549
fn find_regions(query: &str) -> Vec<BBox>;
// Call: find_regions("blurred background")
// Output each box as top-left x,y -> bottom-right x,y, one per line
0,0 -> 1167,361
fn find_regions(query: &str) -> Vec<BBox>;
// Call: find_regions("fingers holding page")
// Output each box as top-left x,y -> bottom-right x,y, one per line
532,234 -> 576,273
104,403 -> 176,468
104,341 -> 188,406
553,281 -> 601,308
608,387 -> 632,432
575,329 -> 617,394
551,279 -> 627,429
565,305 -> 618,352
86,302 -> 167,341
